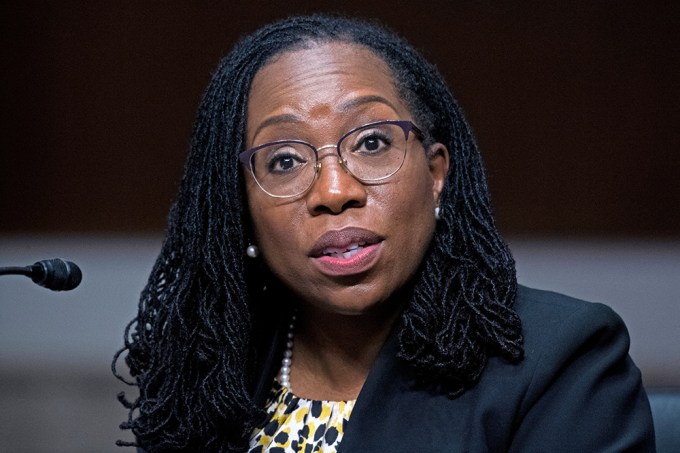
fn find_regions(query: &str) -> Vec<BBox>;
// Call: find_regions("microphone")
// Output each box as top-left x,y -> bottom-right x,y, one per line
0,258 -> 83,291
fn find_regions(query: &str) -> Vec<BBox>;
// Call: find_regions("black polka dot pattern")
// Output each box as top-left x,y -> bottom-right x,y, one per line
248,381 -> 355,452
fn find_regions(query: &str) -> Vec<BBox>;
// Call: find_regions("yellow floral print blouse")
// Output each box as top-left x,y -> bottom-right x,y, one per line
249,381 -> 355,452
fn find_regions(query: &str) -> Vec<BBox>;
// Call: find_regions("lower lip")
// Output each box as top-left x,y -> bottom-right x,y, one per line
312,242 -> 383,276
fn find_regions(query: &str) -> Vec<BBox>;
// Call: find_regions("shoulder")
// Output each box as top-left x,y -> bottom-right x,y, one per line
500,286 -> 654,451
515,284 -> 624,327
514,284 -> 630,359
482,285 -> 636,395
511,284 -> 635,392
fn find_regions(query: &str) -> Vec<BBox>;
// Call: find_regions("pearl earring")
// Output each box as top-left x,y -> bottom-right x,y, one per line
246,244 -> 259,258
435,206 -> 441,220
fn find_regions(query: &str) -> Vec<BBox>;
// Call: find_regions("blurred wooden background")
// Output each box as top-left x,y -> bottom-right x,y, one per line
1,1 -> 678,237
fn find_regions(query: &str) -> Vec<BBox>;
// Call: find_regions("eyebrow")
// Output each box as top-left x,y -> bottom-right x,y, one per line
250,94 -> 400,141
251,113 -> 301,142
338,94 -> 399,113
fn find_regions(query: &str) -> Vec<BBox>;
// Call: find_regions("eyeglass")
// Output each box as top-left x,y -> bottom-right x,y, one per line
239,120 -> 424,198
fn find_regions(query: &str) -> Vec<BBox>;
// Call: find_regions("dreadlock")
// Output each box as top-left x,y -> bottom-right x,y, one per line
113,14 -> 523,452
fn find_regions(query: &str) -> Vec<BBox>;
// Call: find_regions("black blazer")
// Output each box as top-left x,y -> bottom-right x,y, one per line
254,285 -> 655,452
137,286 -> 654,451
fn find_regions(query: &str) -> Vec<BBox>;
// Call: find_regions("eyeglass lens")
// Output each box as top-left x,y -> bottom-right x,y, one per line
249,122 -> 411,197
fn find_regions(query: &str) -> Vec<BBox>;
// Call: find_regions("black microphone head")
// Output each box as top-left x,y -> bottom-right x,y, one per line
31,258 -> 83,291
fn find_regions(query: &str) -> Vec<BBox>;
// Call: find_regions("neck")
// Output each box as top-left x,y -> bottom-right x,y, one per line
288,295 -> 405,401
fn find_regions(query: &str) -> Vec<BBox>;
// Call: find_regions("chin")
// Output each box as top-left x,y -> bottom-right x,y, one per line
308,286 -> 406,318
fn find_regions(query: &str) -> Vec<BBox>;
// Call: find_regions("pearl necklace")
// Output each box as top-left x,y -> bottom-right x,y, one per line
278,314 -> 296,390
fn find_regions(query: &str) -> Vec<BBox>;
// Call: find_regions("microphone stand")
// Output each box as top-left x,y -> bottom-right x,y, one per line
0,266 -> 33,277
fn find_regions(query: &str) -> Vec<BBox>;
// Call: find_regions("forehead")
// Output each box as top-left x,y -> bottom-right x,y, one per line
246,42 -> 409,142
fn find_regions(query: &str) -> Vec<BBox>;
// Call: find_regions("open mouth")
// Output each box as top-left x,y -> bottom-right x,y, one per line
309,227 -> 384,260
310,228 -> 384,275
322,242 -> 367,259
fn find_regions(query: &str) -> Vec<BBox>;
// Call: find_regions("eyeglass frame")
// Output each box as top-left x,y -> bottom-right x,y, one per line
238,119 -> 425,198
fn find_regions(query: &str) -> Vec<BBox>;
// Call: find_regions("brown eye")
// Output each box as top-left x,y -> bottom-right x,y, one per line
268,154 -> 306,173
262,144 -> 309,174
352,130 -> 393,155
362,136 -> 382,151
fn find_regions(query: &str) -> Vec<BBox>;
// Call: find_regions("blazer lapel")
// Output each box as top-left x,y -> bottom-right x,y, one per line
338,324 -> 412,451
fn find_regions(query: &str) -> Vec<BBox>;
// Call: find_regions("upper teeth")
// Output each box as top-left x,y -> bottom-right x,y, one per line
324,242 -> 365,258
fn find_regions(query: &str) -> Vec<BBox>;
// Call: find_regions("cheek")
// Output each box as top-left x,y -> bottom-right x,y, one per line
377,159 -> 438,259
391,161 -> 436,223
246,188 -> 305,267
246,184 -> 277,247
246,176 -> 277,228
249,199 -> 287,246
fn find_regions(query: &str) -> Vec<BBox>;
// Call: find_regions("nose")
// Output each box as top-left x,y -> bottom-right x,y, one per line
306,148 -> 367,215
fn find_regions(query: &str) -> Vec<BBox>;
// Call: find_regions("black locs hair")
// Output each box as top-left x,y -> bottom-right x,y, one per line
113,14 -> 523,452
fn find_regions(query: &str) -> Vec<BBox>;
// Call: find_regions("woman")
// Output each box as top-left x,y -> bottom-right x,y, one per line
114,15 -> 654,452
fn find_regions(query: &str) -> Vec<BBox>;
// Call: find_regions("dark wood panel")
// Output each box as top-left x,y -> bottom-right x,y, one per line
1,1 -> 677,236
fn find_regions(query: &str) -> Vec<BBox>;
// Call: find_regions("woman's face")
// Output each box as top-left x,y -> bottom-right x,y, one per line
244,42 -> 449,316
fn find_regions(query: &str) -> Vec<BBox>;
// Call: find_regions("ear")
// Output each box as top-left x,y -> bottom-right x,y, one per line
427,142 -> 450,204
